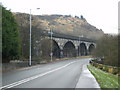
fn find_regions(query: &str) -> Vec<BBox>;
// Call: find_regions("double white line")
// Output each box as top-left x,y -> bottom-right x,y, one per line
1,61 -> 76,89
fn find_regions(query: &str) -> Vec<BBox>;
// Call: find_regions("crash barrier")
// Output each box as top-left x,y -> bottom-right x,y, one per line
90,60 -> 120,76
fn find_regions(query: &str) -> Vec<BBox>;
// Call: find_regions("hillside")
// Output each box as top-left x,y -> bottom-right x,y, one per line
14,13 -> 104,40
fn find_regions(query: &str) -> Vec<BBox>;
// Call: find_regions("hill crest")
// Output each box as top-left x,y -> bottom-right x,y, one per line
14,13 -> 104,40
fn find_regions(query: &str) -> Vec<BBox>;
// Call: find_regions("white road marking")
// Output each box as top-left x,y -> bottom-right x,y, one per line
1,61 -> 76,89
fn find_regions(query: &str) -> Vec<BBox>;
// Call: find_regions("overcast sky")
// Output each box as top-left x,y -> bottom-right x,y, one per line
1,0 -> 119,34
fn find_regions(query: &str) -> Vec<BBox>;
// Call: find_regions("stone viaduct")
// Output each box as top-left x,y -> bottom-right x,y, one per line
43,30 -> 96,58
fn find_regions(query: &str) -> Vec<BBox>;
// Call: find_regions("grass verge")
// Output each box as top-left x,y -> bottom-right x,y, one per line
88,64 -> 119,89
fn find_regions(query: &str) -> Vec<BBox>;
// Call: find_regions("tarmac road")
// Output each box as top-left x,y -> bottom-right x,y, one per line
2,58 -> 91,89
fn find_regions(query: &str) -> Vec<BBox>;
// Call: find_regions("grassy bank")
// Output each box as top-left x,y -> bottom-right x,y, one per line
88,65 -> 119,88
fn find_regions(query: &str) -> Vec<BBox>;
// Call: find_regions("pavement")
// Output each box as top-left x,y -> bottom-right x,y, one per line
76,63 -> 101,88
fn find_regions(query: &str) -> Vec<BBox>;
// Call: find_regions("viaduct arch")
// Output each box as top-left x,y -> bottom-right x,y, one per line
41,31 -> 96,58
63,41 -> 76,57
51,38 -> 96,58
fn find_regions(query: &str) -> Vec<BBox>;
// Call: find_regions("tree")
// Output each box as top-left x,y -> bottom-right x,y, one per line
40,38 -> 51,61
75,15 -> 79,19
2,6 -> 21,63
80,15 -> 86,21
80,15 -> 84,19
92,34 -> 118,66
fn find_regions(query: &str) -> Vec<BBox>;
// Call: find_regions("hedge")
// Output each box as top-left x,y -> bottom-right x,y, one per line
90,60 -> 120,76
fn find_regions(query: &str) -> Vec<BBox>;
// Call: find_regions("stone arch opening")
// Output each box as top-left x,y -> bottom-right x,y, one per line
79,43 -> 87,56
63,41 -> 76,57
88,44 -> 95,55
52,40 -> 61,58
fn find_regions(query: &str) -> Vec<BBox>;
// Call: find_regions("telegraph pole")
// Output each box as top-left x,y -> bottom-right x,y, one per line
29,9 -> 32,66
79,36 -> 80,56
50,29 -> 53,62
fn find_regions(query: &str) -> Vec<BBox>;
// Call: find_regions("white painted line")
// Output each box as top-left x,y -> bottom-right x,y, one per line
1,61 -> 76,89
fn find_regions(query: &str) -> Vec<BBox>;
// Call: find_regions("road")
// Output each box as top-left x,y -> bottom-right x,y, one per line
2,58 -> 91,89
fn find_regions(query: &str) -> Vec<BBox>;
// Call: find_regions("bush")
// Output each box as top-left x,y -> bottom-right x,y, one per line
102,66 -> 109,72
97,64 -> 103,70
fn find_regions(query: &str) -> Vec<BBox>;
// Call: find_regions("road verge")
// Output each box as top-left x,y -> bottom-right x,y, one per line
88,65 -> 119,88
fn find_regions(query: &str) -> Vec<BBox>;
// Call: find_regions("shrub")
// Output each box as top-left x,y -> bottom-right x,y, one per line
102,66 -> 109,72
97,64 -> 103,70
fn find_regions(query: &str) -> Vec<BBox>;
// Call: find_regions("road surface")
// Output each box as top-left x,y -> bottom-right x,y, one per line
2,58 -> 91,89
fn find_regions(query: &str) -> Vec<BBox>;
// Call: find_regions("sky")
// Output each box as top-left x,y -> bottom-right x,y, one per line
1,0 -> 119,34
